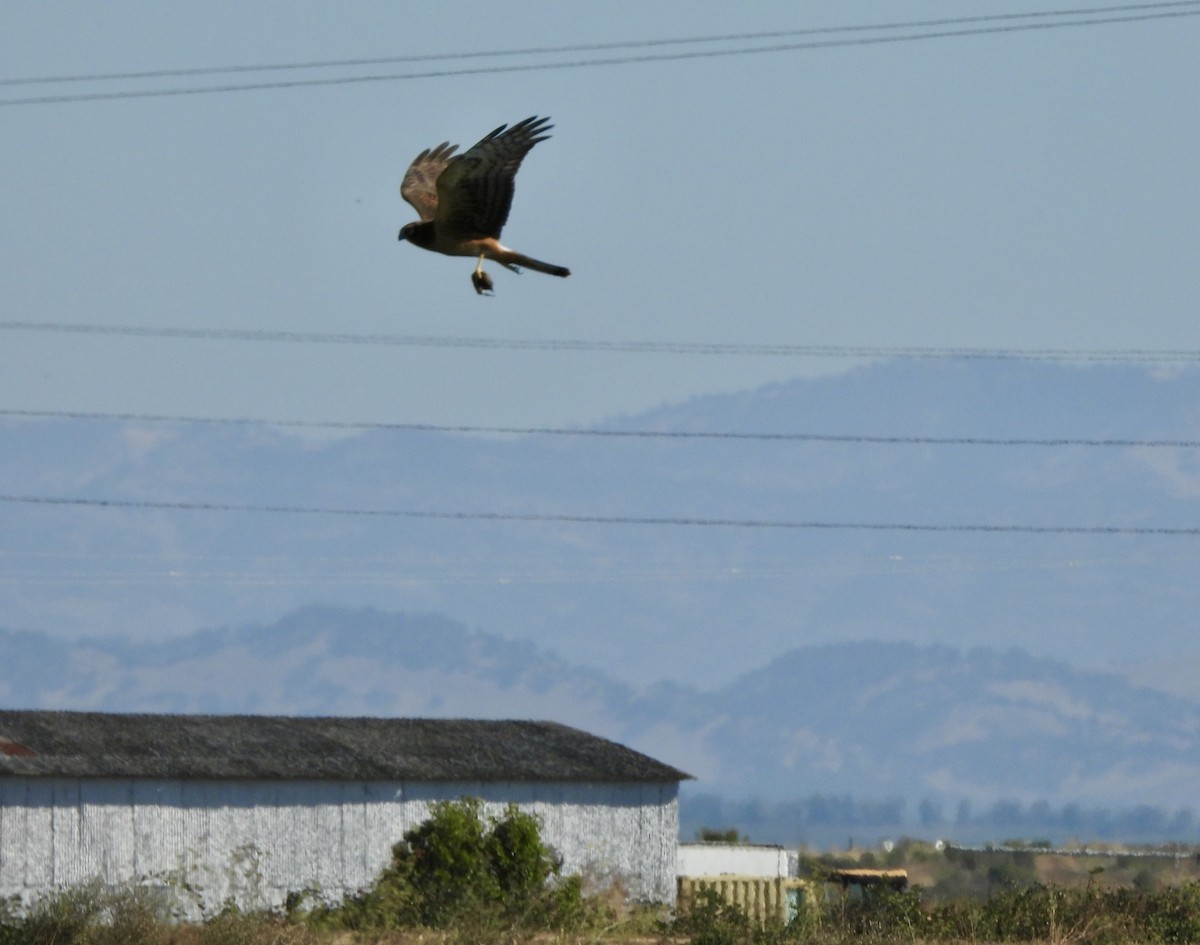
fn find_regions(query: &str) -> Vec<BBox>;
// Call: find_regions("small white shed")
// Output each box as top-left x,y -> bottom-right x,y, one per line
0,710 -> 689,914
677,842 -> 790,878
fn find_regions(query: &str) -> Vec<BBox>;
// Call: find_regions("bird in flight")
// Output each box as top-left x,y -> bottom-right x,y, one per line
398,116 -> 571,295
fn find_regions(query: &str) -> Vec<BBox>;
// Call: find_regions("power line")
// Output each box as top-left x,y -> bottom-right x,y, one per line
3,7 -> 1198,107
5,3 -> 1195,87
4,408 -> 1199,450
2,493 -> 1196,535
5,321 -> 1200,363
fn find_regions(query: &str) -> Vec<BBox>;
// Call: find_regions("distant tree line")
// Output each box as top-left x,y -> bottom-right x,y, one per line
933,798 -> 1196,841
684,793 -> 1199,845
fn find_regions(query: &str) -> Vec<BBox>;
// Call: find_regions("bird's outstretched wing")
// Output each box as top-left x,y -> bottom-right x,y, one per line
434,116 -> 553,240
400,141 -> 459,222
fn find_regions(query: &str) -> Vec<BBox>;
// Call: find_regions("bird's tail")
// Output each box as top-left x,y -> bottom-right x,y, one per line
496,250 -> 570,278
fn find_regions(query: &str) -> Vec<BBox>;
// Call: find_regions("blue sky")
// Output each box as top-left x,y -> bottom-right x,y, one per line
3,2 -> 1197,429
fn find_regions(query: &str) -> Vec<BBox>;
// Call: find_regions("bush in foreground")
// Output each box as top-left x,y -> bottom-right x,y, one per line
306,797 -> 600,933
0,882 -> 169,945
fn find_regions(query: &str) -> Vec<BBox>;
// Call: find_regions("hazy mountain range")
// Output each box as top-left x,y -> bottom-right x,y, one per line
4,359 -> 1200,831
5,359 -> 1200,689
2,605 -> 1198,824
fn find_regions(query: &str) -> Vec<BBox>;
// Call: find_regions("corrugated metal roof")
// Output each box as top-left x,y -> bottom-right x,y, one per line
0,710 -> 690,783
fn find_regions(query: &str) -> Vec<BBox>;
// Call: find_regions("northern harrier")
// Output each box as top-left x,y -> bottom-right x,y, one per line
398,115 -> 571,295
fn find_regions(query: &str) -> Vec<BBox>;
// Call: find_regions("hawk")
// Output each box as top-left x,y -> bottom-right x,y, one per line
398,115 -> 571,295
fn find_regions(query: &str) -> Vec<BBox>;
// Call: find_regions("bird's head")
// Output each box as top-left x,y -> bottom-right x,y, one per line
398,221 -> 434,249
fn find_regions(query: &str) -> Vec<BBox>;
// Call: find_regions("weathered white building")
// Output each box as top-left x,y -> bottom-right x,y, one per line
0,710 -> 689,914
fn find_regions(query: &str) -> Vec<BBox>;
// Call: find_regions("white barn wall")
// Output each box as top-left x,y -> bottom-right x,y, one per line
0,776 -> 679,914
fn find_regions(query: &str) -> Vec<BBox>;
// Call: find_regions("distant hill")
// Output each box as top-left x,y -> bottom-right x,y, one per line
4,359 -> 1200,691
3,605 -> 1198,820
701,640 -> 1199,806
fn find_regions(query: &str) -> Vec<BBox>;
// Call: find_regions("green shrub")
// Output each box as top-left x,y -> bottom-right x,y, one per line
670,875 -> 1200,945
400,796 -> 498,925
1,883 -> 169,945
671,887 -> 757,945
827,885 -> 926,941
1139,881 -> 1200,943
200,908 -> 319,945
312,796 -> 591,933
696,828 -> 747,843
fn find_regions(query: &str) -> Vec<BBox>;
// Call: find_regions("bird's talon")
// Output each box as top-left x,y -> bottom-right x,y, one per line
472,270 -> 495,295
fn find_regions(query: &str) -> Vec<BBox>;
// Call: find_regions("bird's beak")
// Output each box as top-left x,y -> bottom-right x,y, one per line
397,230 -> 406,242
